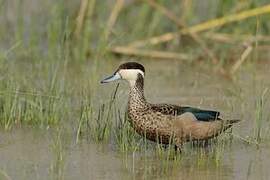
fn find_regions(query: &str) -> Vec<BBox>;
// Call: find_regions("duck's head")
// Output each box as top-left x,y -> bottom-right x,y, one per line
101,62 -> 145,87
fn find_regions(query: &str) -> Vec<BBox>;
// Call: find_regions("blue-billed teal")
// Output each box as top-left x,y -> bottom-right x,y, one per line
101,62 -> 240,149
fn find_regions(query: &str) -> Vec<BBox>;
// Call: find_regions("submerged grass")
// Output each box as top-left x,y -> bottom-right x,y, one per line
76,83 -> 120,143
114,112 -> 141,152
253,87 -> 269,143
0,88 -> 65,130
50,128 -> 67,180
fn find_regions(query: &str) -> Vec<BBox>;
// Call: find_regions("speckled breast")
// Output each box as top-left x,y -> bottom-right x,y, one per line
127,109 -> 174,144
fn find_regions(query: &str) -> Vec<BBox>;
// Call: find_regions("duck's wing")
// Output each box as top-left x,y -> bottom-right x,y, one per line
150,104 -> 221,121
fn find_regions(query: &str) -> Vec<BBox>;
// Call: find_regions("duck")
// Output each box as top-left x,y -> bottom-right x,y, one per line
101,62 -> 240,150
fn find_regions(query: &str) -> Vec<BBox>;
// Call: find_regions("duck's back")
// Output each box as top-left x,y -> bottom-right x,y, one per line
150,104 -> 221,121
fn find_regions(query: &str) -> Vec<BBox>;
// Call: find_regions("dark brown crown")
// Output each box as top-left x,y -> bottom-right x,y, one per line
118,62 -> 145,73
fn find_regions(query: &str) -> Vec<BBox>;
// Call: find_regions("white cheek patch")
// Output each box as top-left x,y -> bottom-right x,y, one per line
118,69 -> 144,81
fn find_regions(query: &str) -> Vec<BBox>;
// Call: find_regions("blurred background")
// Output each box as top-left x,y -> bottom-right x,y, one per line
1,0 -> 270,68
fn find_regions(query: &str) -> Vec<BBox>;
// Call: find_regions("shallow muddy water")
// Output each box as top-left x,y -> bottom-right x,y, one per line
0,60 -> 270,180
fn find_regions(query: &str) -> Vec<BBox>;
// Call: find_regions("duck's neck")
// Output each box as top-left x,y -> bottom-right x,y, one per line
128,75 -> 147,109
